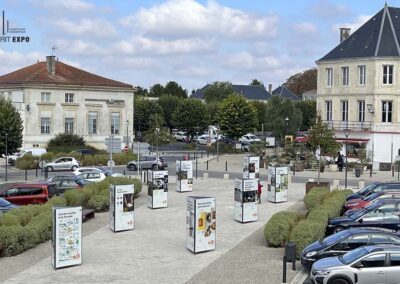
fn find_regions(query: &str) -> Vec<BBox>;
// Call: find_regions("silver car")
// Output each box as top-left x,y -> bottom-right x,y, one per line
310,245 -> 400,284
45,157 -> 80,171
127,156 -> 167,171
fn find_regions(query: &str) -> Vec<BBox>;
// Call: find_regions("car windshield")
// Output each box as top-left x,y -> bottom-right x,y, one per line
340,247 -> 369,264
0,198 -> 12,207
359,183 -> 379,195
249,135 -> 257,139
363,192 -> 381,201
322,230 -> 352,245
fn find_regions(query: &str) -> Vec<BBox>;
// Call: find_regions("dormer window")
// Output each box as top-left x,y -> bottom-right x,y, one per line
383,65 -> 393,85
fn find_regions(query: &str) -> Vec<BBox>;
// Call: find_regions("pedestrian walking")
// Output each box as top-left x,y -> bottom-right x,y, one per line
336,152 -> 344,172
257,181 -> 263,204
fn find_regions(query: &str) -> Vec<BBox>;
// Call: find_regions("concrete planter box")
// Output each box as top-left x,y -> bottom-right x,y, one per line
329,164 -> 338,172
306,182 -> 330,194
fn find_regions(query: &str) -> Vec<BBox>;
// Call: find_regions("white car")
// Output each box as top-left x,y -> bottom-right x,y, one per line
77,172 -> 106,183
44,157 -> 80,171
197,135 -> 216,145
174,131 -> 188,142
239,134 -> 261,144
73,167 -> 123,177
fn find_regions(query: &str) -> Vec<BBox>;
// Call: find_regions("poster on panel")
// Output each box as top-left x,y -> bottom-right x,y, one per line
234,178 -> 257,223
176,160 -> 193,192
110,184 -> 134,232
243,156 -> 260,179
267,166 -> 288,203
148,170 -> 168,208
52,206 -> 82,269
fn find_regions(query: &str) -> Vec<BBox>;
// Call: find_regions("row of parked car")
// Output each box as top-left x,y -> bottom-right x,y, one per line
0,166 -> 123,212
302,181 -> 400,284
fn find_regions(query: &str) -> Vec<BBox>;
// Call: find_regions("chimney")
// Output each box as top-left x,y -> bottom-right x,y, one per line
340,28 -> 351,43
46,55 -> 56,76
268,84 -> 272,94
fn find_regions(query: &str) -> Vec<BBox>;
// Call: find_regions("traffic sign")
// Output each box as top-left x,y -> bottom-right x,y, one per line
39,160 -> 46,168
124,145 -> 129,153
107,160 -> 115,167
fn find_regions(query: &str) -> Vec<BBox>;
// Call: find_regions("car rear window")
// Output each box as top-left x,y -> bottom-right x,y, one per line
30,187 -> 43,195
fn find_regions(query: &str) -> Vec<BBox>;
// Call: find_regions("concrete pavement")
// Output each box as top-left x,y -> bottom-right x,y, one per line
1,178 -> 305,284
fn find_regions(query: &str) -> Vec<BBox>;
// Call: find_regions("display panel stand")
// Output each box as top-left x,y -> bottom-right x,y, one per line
109,184 -> 135,232
186,196 -> 216,253
234,178 -> 258,223
148,170 -> 168,209
176,160 -> 193,192
267,166 -> 289,203
243,156 -> 260,179
52,206 -> 82,269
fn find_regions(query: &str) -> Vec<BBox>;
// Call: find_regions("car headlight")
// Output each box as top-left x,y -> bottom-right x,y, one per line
314,270 -> 331,276
306,251 -> 317,258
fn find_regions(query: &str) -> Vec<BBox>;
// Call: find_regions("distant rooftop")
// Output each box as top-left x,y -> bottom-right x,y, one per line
271,86 -> 300,100
192,84 -> 272,101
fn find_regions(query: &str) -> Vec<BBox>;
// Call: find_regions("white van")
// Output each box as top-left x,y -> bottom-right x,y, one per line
8,148 -> 47,165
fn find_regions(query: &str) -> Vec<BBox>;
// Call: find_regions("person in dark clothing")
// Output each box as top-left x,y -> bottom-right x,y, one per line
336,152 -> 344,172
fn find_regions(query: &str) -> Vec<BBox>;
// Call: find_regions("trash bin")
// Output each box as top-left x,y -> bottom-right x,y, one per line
355,168 -> 361,178
284,242 -> 296,262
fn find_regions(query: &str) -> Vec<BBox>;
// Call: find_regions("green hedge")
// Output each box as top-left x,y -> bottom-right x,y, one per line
290,189 -> 353,256
0,177 -> 141,257
303,187 -> 330,211
264,211 -> 299,247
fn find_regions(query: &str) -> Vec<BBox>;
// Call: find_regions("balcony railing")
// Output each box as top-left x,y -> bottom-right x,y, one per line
323,120 -> 372,131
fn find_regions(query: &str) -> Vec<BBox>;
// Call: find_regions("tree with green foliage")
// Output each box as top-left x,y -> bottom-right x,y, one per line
144,113 -> 174,145
250,101 -> 267,131
295,100 -> 317,131
135,86 -> 149,97
203,81 -> 236,103
308,115 -> 340,154
157,95 -> 180,129
283,68 -> 317,97
134,97 -> 164,132
164,81 -> 188,98
204,102 -> 221,126
149,83 -> 166,97
217,94 -> 258,139
0,97 -> 23,156
171,99 -> 207,137
264,96 -> 302,139
249,79 -> 266,89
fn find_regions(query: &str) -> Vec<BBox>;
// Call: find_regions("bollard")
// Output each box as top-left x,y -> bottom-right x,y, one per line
123,170 -> 126,176
207,150 -> 209,158
293,164 -> 295,176
207,160 -> 209,170
358,180 -> 365,190
333,179 -> 340,190
393,165 -> 395,177
284,242 -> 296,271
225,161 -> 227,172
35,168 -> 38,177
223,173 -> 229,180
370,167 -> 372,178
44,167 -> 48,179
196,156 -> 198,180
398,165 -> 399,181
282,256 -> 287,283
201,151 -> 203,158
25,169 -> 28,181
203,172 -> 208,179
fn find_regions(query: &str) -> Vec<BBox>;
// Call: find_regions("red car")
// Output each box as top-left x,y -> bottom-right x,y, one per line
0,183 -> 58,206
294,134 -> 309,143
343,191 -> 400,214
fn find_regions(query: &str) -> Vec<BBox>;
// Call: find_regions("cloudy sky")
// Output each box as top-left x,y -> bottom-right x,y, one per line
0,0 -> 393,92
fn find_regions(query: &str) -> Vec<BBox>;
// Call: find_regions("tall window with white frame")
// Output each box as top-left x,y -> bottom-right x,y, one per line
341,100 -> 348,129
65,118 -> 74,134
342,66 -> 349,86
88,112 -> 98,134
40,117 -> 51,134
111,112 -> 120,134
382,101 -> 392,123
41,92 -> 51,102
358,100 -> 365,129
65,93 -> 74,103
325,101 -> 332,122
358,65 -> 366,85
326,68 -> 333,86
383,65 -> 393,85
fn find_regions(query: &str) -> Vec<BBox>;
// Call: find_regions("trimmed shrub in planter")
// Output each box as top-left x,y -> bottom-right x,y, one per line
64,190 -> 85,206
303,187 -> 330,211
264,211 -> 299,247
290,219 -> 326,256
88,195 -> 109,212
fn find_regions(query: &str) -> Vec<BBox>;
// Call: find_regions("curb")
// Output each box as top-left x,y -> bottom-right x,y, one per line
289,267 -> 309,284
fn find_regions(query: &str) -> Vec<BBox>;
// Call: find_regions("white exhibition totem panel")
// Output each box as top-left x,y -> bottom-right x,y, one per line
243,156 -> 260,179
148,170 -> 168,209
186,196 -> 216,253
109,184 -> 135,232
52,206 -> 82,269
267,166 -> 288,203
234,178 -> 258,223
176,160 -> 193,192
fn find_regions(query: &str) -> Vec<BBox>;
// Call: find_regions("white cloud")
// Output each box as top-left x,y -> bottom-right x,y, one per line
120,0 -> 278,40
0,49 -> 44,75
30,0 -> 95,12
312,0 -> 350,18
332,14 -> 371,34
54,39 -> 107,56
293,22 -> 318,35
52,18 -> 117,38
114,36 -> 216,56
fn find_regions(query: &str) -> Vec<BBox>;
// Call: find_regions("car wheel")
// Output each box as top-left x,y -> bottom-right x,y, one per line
46,166 -> 53,172
71,165 -> 78,171
332,226 -> 345,234
128,164 -> 137,171
329,278 -> 350,284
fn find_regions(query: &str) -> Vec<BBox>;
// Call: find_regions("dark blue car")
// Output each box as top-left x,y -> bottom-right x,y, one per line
346,182 -> 382,201
0,197 -> 18,213
301,228 -> 400,270
327,199 -> 400,235
346,181 -> 400,201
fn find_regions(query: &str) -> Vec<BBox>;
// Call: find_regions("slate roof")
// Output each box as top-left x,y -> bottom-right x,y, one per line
319,4 -> 400,61
192,84 -> 272,101
0,59 -> 133,89
272,86 -> 300,100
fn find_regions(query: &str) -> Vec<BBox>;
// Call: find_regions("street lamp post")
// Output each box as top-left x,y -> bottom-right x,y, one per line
344,129 -> 349,188
285,116 -> 289,143
5,133 -> 8,182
